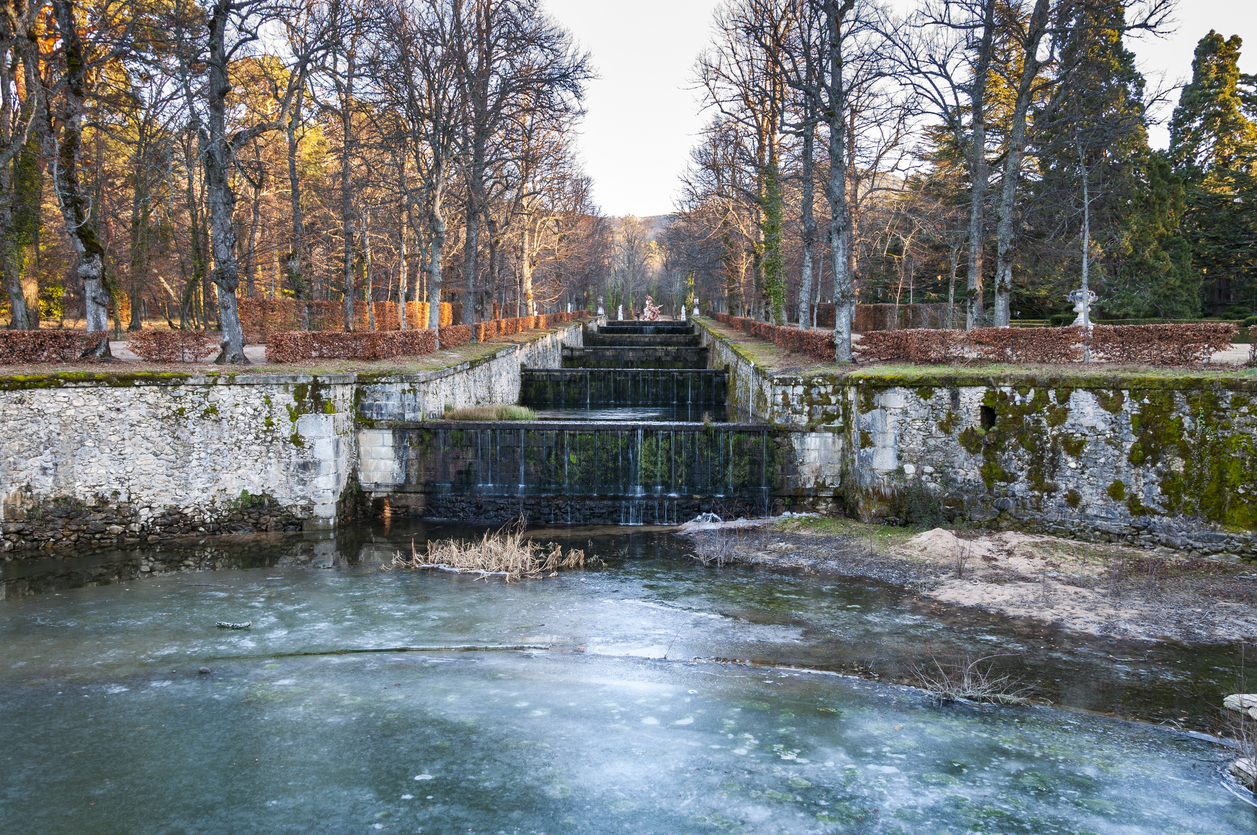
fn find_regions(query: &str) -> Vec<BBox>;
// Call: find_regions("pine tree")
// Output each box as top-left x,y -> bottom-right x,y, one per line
1169,31 -> 1257,314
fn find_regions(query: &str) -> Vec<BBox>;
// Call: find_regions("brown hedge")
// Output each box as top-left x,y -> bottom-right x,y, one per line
855,323 -> 1235,366
438,324 -> 472,349
710,314 -> 1237,367
0,330 -> 109,364
237,299 -> 461,342
127,330 -> 220,363
1084,323 -> 1235,366
473,311 -> 589,343
710,312 -> 835,362
266,329 -> 438,363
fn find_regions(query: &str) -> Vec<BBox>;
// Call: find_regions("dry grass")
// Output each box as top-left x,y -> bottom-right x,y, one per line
908,651 -> 1032,705
387,521 -> 584,582
441,404 -> 536,421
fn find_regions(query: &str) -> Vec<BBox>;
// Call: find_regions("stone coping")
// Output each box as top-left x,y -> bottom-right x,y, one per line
694,318 -> 1257,392
0,323 -> 586,391
386,419 -> 775,431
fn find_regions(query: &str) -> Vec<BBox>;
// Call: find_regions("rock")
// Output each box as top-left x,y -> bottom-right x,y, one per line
994,497 -> 1015,512
198,667 -> 211,675
1230,758 -> 1257,791
1223,694 -> 1257,716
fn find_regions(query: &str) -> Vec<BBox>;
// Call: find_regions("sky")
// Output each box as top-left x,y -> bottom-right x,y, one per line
541,0 -> 1257,219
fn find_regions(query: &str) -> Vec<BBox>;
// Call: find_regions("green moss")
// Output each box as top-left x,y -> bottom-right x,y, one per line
1061,434 -> 1086,458
937,410 -> 960,435
1065,489 -> 1082,509
1107,480 -> 1127,501
1095,389 -> 1126,414
1045,404 -> 1070,428
958,427 -> 984,455
913,385 -> 936,402
856,387 -> 878,414
859,430 -> 874,450
201,403 -> 219,418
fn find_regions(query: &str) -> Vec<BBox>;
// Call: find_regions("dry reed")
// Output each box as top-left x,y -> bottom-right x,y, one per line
387,521 -> 584,582
908,651 -> 1032,705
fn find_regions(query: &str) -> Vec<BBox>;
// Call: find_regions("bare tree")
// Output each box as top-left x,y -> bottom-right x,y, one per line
452,0 -> 590,327
174,0 -> 317,362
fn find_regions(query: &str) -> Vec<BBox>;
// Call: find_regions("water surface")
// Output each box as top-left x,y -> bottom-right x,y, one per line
1,525 -> 1253,833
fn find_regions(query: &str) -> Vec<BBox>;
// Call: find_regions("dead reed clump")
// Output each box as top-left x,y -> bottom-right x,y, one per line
387,522 -> 584,582
441,404 -> 537,421
689,527 -> 747,567
908,651 -> 1032,706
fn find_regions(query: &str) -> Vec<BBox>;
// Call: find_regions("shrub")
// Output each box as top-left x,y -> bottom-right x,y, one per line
1084,323 -> 1235,365
438,324 -> 472,349
0,330 -> 108,364
128,330 -> 220,363
266,329 -> 437,363
854,323 -> 1234,366
1250,325 -> 1257,367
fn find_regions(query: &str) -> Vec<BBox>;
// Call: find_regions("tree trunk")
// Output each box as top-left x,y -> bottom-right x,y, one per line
3,140 -> 41,329
965,0 -> 997,330
203,0 -> 247,363
339,52 -> 357,331
46,0 -> 109,356
428,190 -> 445,331
826,0 -> 857,363
797,121 -> 816,329
286,84 -> 309,321
993,0 -> 1050,327
398,220 -> 409,330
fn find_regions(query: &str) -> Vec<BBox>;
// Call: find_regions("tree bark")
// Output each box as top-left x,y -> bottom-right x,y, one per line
203,0 -> 248,363
993,0 -> 1051,327
798,121 -> 816,329
825,0 -> 857,363
3,140 -> 41,329
964,0 -> 998,330
46,0 -> 110,356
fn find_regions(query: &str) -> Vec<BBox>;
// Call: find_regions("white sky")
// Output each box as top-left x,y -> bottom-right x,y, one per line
542,0 -> 1257,219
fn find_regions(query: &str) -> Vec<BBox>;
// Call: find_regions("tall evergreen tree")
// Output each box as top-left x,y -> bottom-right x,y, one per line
1032,0 -> 1193,318
1169,31 -> 1257,313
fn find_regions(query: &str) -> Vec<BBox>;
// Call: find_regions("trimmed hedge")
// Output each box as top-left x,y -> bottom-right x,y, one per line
473,311 -> 590,342
711,312 -> 835,362
128,330 -> 219,363
711,314 -> 1237,367
237,299 -> 461,342
856,323 -> 1236,366
437,324 -> 472,349
0,330 -> 108,364
266,329 -> 437,363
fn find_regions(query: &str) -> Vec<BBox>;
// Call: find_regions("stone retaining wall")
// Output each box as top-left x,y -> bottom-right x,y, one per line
697,318 -> 1257,558
1,324 -> 586,556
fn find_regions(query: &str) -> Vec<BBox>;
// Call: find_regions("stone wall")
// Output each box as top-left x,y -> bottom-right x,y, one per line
1,323 -> 586,556
697,318 -> 1257,557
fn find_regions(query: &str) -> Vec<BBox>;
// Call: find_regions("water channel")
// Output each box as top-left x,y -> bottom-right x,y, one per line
2,522 -> 1254,833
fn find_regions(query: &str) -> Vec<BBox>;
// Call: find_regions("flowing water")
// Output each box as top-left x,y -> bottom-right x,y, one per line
2,523 -> 1254,833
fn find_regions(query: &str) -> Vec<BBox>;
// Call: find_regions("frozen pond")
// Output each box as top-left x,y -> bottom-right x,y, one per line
2,524 -> 1253,833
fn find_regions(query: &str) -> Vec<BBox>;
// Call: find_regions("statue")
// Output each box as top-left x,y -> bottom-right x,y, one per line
693,297 -> 700,317
1067,289 -> 1097,328
617,304 -> 623,321
642,295 -> 662,321
597,296 -> 604,316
